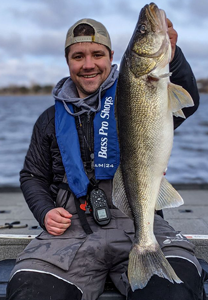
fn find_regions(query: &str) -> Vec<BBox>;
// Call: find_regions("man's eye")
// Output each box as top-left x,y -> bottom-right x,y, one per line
73,55 -> 82,60
94,53 -> 104,58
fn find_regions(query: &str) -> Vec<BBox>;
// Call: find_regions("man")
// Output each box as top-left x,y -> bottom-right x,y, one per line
6,17 -> 205,300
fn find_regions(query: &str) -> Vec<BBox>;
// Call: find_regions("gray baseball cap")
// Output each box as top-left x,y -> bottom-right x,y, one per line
65,18 -> 112,50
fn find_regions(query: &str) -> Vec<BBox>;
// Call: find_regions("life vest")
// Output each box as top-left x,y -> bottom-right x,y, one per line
55,80 -> 120,198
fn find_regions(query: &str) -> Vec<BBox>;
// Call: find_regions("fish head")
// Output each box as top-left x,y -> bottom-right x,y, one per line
126,3 -> 171,78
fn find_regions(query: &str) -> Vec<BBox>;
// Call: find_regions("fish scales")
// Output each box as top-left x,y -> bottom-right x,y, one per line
113,2 -> 194,291
118,66 -> 171,243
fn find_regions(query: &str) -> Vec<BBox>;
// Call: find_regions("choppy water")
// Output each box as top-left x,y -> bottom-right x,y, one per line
0,94 -> 207,187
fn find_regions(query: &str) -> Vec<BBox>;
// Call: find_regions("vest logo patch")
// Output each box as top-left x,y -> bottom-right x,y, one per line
98,96 -> 114,159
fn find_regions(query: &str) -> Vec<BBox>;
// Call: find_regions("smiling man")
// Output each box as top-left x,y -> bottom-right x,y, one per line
65,20 -> 114,98
67,42 -> 113,97
6,17 -> 205,300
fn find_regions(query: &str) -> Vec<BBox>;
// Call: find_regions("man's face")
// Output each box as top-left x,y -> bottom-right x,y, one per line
67,42 -> 114,98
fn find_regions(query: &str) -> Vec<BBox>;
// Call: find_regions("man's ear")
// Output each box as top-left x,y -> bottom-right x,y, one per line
111,50 -> 114,62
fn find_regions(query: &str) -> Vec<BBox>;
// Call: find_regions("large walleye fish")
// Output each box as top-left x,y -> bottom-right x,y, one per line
113,2 -> 194,291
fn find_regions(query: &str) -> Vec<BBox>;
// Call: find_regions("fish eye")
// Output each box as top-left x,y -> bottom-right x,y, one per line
138,24 -> 146,34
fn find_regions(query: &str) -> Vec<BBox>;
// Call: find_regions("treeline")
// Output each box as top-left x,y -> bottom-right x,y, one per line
0,79 -> 208,95
197,79 -> 208,94
0,84 -> 54,95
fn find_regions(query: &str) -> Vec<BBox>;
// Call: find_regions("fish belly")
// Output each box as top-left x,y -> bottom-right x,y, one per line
116,71 -> 182,290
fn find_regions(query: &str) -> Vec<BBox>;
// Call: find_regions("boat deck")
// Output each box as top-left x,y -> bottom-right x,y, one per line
0,187 -> 208,299
0,187 -> 208,260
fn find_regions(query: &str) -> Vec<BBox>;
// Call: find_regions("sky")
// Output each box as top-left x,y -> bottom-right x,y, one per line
1,0 -> 208,88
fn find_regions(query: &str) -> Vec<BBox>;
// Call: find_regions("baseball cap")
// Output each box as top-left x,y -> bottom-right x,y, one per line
65,18 -> 112,50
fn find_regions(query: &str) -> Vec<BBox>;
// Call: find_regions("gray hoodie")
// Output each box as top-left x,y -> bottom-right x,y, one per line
52,64 -> 118,116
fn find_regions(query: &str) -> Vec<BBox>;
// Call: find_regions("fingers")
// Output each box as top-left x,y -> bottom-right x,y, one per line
44,208 -> 73,236
56,207 -> 73,219
166,18 -> 173,28
166,18 -> 178,62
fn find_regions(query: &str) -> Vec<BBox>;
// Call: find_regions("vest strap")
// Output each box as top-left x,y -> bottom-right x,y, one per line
74,196 -> 93,235
58,180 -> 93,234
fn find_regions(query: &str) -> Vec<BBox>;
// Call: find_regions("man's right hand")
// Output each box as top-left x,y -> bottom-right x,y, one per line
44,207 -> 72,236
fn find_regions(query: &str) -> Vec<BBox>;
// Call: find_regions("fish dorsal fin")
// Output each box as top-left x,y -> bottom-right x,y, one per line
168,82 -> 194,119
155,177 -> 184,210
112,165 -> 133,219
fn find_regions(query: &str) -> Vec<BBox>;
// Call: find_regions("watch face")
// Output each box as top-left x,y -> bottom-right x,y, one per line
97,208 -> 107,220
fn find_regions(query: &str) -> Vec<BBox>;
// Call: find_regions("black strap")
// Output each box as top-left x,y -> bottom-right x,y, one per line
74,196 -> 93,235
59,180 -> 93,235
89,177 -> 99,191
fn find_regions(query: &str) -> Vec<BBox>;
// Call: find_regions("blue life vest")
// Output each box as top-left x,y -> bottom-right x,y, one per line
55,80 -> 120,198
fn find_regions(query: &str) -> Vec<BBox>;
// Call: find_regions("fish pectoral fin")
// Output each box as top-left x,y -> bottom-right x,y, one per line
112,165 -> 133,219
155,177 -> 184,210
159,72 -> 172,79
128,242 -> 182,291
168,82 -> 194,118
173,109 -> 186,118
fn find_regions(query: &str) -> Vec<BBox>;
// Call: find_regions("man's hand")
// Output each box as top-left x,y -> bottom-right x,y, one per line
44,207 -> 72,236
167,18 -> 178,62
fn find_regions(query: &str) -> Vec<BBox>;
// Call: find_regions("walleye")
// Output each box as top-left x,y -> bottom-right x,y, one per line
113,2 -> 194,291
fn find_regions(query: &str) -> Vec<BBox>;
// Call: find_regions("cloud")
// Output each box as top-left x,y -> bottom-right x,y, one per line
111,0 -> 139,18
26,33 -> 65,57
1,0 -> 136,61
169,0 -> 208,22
185,0 -> 208,19
7,0 -> 145,32
178,40 -> 208,79
1,0 -> 207,88
180,41 -> 208,60
9,0 -> 111,30
0,58 -> 68,87
111,32 -> 131,62
1,31 -> 65,58
0,33 -> 24,57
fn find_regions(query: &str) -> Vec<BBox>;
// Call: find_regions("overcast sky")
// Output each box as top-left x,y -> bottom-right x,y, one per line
1,0 -> 208,87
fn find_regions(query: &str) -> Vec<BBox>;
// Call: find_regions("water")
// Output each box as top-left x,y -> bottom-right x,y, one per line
166,93 -> 208,184
0,95 -> 54,187
0,94 -> 208,187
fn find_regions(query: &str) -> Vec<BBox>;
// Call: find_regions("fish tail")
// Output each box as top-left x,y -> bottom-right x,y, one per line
128,243 -> 182,291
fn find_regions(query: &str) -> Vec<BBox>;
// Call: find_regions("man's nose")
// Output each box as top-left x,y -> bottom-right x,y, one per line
83,56 -> 95,69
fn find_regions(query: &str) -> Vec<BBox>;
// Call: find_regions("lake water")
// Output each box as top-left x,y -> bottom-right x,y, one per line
0,94 -> 207,187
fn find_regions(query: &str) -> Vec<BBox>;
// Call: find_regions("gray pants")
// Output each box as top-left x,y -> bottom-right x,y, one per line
9,210 -> 202,300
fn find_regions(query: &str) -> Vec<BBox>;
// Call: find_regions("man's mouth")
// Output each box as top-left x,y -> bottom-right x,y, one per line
81,74 -> 98,78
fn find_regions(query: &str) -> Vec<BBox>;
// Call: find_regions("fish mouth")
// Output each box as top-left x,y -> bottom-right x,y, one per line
132,3 -> 169,59
145,3 -> 167,34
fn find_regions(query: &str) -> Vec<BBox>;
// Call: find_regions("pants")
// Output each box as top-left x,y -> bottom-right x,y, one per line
6,258 -> 206,300
6,212 -> 204,300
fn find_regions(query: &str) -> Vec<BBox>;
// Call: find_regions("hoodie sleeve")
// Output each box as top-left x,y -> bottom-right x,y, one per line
170,46 -> 200,129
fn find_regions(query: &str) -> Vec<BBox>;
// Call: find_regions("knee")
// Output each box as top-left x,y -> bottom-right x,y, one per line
127,258 -> 204,300
6,271 -> 82,300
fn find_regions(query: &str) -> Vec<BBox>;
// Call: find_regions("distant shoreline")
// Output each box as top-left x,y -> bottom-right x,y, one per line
0,84 -> 54,96
197,79 -> 208,94
0,93 -> 52,96
0,79 -> 208,95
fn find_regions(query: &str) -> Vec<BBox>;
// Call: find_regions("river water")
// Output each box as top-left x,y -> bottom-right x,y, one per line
0,94 -> 207,187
